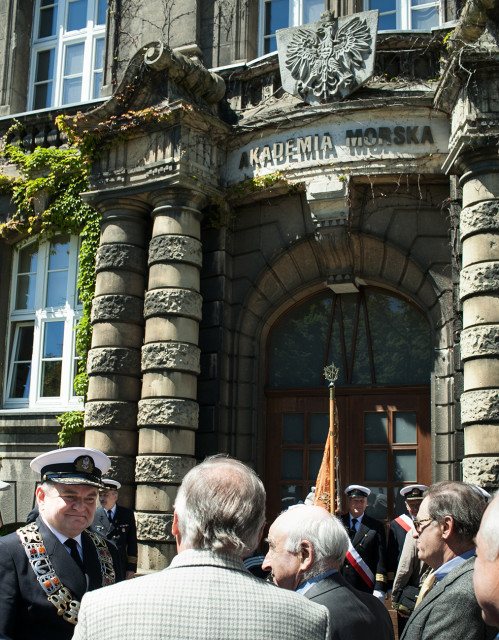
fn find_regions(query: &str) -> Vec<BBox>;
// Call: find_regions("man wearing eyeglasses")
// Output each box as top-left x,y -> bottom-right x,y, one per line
400,481 -> 497,640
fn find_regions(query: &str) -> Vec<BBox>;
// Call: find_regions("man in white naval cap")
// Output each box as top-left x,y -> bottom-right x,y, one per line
387,484 -> 428,635
340,484 -> 387,600
388,485 -> 428,584
0,447 -> 123,640
91,478 -> 137,579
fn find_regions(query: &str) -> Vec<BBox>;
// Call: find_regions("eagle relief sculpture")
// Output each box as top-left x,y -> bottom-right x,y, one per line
276,11 -> 378,104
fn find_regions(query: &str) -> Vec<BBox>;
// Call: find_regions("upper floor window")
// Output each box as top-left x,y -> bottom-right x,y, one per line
4,235 -> 82,410
365,0 -> 440,30
29,0 -> 107,110
260,0 -> 324,55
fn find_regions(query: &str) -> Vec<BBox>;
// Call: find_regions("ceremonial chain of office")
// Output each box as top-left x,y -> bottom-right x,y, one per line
16,523 -> 115,625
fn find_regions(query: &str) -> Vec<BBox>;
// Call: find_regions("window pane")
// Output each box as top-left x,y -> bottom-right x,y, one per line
303,0 -> 324,24
371,0 -> 396,12
68,0 -> 88,31
34,82 -> 53,110
65,43 -> 85,75
93,71 -> 102,98
366,487 -> 388,520
63,77 -> 82,104
310,413 -> 328,444
411,5 -> 439,28
364,412 -> 388,444
365,450 -> 387,481
265,0 -> 289,35
43,322 -> 64,358
41,360 -> 62,396
378,12 -> 397,29
394,451 -> 417,481
48,235 -> 70,270
366,291 -> 431,385
36,50 -> 55,82
19,242 -> 39,273
94,37 -> 104,71
39,3 -> 58,38
394,412 -> 417,443
282,450 -> 303,479
97,0 -> 107,24
16,326 -> 35,361
269,292 -> 331,388
9,326 -> 34,398
46,271 -> 69,306
283,414 -> 304,444
352,301 -> 371,385
16,275 -> 36,310
309,450 -> 322,480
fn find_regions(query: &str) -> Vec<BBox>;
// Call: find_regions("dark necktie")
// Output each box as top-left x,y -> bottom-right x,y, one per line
64,538 -> 85,573
349,518 -> 358,540
107,510 -> 113,522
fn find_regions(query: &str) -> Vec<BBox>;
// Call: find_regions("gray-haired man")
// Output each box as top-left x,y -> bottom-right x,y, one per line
401,481 -> 496,640
262,505 -> 394,640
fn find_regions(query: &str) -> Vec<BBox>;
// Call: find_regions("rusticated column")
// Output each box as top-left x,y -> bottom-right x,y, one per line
84,198 -> 149,506
459,152 -> 499,488
135,187 -> 205,571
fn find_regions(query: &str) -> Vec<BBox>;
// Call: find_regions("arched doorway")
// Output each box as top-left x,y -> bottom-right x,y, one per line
265,286 -> 432,524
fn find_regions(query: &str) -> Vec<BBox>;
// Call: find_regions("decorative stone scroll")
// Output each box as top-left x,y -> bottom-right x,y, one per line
277,10 -> 378,104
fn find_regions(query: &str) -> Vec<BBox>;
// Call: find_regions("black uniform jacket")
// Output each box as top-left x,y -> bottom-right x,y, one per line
0,516 -> 122,640
91,504 -> 137,573
305,572 -> 395,640
387,515 -> 412,585
340,512 -> 387,593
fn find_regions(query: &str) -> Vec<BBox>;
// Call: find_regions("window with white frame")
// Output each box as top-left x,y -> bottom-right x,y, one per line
365,0 -> 440,30
4,235 -> 82,410
260,0 -> 325,55
30,0 -> 107,110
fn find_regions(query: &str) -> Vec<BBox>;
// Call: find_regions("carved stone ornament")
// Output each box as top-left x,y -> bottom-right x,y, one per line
276,10 -> 378,104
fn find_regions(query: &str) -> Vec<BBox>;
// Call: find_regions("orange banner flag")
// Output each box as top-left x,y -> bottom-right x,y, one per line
314,432 -> 333,513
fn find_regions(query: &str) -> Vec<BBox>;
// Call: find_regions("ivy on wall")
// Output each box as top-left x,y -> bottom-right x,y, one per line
0,125 -> 100,446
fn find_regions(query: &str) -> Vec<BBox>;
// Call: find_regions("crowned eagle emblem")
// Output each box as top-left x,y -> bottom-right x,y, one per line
278,12 -> 377,103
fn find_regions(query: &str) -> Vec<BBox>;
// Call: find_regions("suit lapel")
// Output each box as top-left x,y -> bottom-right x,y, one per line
82,530 -> 104,590
352,519 -> 369,546
93,507 -> 112,536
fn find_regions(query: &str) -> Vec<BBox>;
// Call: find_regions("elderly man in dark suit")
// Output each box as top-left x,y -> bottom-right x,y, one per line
401,481 -> 497,640
92,478 -> 137,579
340,484 -> 387,600
73,456 -> 331,640
262,504 -> 394,640
0,447 -> 122,640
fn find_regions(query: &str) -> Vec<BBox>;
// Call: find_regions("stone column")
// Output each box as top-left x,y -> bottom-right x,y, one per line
459,141 -> 499,489
84,198 -> 149,506
135,187 -> 205,571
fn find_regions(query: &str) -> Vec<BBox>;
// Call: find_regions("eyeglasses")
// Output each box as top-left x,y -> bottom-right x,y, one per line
413,517 -> 435,534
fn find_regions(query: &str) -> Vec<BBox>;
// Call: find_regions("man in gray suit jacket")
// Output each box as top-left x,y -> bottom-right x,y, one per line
401,481 -> 497,640
262,504 -> 394,640
73,456 -> 330,640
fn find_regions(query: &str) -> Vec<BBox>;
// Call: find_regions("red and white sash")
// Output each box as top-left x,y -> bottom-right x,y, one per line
346,542 -> 374,589
395,514 -> 413,532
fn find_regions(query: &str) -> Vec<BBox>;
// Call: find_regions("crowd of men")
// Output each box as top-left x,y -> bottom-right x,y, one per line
0,447 -> 498,640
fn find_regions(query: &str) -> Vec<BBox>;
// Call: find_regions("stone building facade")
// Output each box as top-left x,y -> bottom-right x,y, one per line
0,0 -> 497,571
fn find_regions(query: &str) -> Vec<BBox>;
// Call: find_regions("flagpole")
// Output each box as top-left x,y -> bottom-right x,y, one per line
324,362 -> 339,515
329,381 -> 335,515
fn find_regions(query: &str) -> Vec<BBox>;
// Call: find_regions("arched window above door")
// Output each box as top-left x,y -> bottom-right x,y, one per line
268,287 -> 432,389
